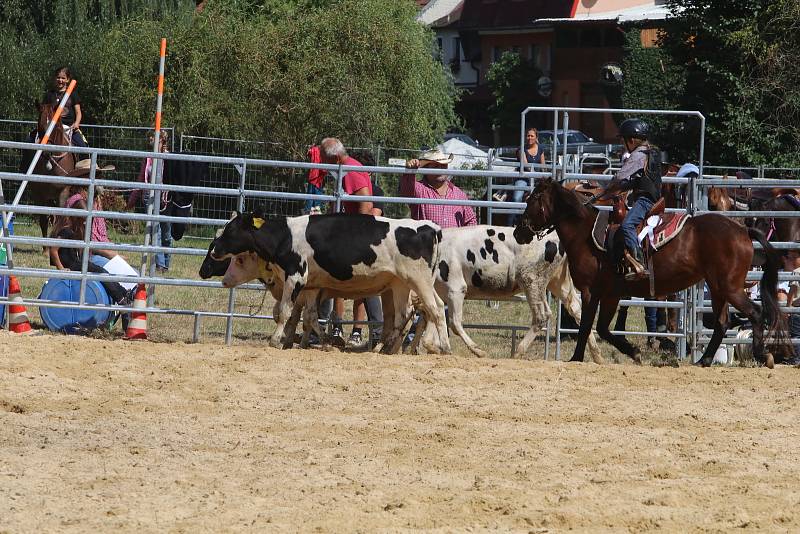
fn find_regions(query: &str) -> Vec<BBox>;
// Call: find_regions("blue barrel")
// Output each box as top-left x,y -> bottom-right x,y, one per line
38,279 -> 112,334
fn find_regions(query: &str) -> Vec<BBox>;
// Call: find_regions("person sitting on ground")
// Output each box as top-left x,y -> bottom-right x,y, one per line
401,149 -> 477,228
64,185 -> 118,263
592,118 -> 661,281
42,66 -> 88,149
49,199 -> 133,306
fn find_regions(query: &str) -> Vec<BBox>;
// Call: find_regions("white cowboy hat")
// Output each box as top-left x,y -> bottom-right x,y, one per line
68,158 -> 116,177
418,149 -> 453,167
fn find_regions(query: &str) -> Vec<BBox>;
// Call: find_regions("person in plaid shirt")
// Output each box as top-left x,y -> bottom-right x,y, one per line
400,149 -> 477,228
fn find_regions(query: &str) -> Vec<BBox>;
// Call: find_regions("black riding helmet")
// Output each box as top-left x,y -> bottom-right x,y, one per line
619,118 -> 649,140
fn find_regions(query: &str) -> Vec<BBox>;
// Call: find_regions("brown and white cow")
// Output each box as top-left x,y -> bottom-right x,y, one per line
208,211 -> 450,354
414,225 -> 603,362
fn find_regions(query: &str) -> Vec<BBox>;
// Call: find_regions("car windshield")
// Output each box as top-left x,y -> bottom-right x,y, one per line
567,132 -> 591,144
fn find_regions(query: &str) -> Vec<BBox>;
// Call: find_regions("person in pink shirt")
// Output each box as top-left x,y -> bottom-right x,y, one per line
317,137 -> 375,348
318,137 -> 373,215
400,149 -> 477,228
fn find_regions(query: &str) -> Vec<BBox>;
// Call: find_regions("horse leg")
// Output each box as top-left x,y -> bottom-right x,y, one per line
695,290 -> 730,367
613,305 -> 628,332
727,290 -> 773,368
596,296 -> 641,363
570,292 -> 600,362
39,214 -> 49,239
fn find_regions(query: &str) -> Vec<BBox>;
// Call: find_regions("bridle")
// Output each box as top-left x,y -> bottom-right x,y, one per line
517,191 -> 557,240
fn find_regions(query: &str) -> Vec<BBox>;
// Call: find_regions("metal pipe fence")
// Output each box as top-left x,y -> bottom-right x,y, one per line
2,114 -> 800,361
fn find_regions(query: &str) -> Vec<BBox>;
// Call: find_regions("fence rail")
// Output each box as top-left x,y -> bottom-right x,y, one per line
2,114 -> 800,362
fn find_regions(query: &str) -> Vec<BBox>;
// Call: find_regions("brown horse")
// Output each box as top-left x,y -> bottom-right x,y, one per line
513,178 -> 789,367
19,103 -> 79,237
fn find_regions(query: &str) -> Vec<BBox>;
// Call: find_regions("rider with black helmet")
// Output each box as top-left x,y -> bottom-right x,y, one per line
595,118 -> 661,280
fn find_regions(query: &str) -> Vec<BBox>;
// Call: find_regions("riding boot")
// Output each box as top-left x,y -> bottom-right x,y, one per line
624,247 -> 649,281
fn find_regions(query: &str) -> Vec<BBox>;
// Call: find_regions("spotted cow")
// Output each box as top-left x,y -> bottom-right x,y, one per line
209,211 -> 450,354
414,225 -> 602,362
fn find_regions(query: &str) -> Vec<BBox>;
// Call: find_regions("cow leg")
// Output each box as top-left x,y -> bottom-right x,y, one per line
411,281 -> 450,355
447,287 -> 488,358
281,300 -> 304,349
515,280 -> 549,358
382,283 -> 411,355
299,291 -> 322,349
271,276 -> 306,348
546,263 -> 603,364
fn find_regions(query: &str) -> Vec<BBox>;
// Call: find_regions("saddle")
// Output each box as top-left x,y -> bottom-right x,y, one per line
591,197 -> 691,294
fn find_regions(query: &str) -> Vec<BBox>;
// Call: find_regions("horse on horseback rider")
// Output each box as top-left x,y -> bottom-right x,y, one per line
513,118 -> 791,367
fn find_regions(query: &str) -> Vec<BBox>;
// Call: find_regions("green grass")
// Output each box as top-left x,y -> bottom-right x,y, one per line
6,220 -> 667,362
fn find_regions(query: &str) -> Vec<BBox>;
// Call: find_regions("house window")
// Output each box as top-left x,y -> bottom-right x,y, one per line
437,37 -> 443,62
492,46 -> 504,62
453,37 -> 462,62
581,27 -> 603,47
555,28 -> 580,48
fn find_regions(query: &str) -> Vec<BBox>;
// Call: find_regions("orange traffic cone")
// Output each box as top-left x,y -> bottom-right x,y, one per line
7,275 -> 32,334
124,283 -> 148,340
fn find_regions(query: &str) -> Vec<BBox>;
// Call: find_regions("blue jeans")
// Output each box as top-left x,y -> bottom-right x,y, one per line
304,183 -> 324,213
621,197 -> 654,252
507,178 -> 529,227
645,306 -> 658,333
154,221 -> 172,270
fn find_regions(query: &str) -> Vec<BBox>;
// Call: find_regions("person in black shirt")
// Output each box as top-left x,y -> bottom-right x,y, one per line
43,66 -> 88,148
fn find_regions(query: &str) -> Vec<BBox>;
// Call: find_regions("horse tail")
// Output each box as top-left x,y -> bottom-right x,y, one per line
748,227 -> 789,348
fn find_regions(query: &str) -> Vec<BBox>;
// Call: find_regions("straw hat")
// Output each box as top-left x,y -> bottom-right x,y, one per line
418,149 -> 453,167
68,158 -> 116,177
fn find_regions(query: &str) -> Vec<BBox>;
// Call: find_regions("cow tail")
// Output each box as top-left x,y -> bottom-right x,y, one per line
748,227 -> 789,349
432,228 -> 444,276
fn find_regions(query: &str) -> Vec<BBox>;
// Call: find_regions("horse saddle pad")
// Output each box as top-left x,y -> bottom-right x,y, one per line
592,209 -> 691,252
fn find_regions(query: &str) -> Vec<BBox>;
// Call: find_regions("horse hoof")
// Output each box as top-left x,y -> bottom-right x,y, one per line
568,355 -> 584,363
693,358 -> 712,368
765,353 -> 775,369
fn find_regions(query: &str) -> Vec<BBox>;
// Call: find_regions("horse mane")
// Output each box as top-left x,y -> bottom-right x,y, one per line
554,180 -> 593,220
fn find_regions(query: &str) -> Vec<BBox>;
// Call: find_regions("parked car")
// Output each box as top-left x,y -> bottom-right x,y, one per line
443,133 -> 491,152
493,129 -> 622,162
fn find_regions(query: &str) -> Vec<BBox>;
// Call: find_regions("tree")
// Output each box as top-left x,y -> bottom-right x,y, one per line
0,0 -> 457,159
658,0 -> 800,166
486,51 -> 545,145
621,27 -> 687,158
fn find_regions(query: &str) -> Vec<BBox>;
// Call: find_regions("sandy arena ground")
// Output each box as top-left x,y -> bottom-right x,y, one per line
1,332 -> 799,532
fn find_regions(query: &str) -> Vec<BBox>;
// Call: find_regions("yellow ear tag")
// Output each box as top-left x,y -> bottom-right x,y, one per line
252,217 -> 265,229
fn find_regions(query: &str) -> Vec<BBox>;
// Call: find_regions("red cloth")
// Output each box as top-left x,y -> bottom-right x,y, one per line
307,145 -> 326,188
341,157 -> 372,214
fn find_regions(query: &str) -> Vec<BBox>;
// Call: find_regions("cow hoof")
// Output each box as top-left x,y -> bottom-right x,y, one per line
269,338 -> 282,349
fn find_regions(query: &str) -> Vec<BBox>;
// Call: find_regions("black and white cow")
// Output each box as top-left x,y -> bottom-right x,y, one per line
209,211 -> 450,354
414,225 -> 602,362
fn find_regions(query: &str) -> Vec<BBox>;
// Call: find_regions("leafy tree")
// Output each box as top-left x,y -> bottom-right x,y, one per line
659,0 -> 800,166
486,51 -> 545,145
621,27 -> 687,158
0,0 -> 457,160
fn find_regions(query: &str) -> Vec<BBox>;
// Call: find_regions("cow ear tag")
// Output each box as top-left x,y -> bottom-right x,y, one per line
252,217 -> 265,229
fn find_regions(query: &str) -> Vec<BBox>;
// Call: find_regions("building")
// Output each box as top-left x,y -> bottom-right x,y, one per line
420,0 -> 670,144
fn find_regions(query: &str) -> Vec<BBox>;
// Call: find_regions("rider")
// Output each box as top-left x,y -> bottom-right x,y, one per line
595,118 -> 661,281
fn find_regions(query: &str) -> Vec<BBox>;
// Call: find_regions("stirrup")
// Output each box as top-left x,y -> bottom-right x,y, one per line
623,250 -> 649,281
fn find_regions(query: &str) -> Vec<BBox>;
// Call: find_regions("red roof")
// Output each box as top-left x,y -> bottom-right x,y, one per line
457,0 -> 574,29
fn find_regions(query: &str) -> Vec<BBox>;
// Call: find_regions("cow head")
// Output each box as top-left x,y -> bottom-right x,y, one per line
210,209 -> 267,260
221,251 -> 276,288
199,232 -> 230,279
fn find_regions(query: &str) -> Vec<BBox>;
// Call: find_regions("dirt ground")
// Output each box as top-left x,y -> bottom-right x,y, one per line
1,332 -> 799,532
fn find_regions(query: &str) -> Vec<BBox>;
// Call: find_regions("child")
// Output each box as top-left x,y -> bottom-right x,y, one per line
43,66 -> 88,148
49,199 -> 132,306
